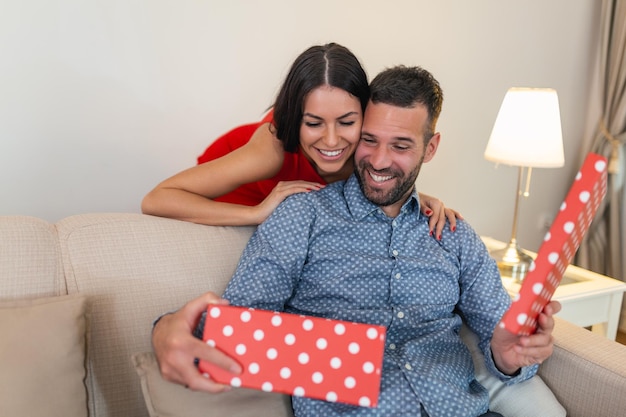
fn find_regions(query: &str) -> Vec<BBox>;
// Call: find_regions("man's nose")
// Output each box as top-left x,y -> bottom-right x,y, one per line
369,145 -> 391,169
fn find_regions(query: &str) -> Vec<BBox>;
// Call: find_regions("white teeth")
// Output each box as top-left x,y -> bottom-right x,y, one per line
319,149 -> 342,157
369,171 -> 392,182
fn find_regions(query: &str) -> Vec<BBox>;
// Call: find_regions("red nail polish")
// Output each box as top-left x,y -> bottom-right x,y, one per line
437,234 -> 441,240
451,226 -> 456,232
429,230 -> 433,236
425,210 -> 433,216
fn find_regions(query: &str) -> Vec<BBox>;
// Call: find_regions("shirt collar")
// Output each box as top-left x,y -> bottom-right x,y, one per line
344,174 -> 421,220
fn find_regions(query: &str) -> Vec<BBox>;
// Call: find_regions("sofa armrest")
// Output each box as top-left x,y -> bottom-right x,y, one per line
538,316 -> 626,417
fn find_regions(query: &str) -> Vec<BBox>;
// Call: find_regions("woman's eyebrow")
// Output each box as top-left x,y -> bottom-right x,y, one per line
337,111 -> 359,119
302,111 -> 359,120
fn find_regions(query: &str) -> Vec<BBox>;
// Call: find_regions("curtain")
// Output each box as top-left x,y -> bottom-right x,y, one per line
576,0 -> 626,282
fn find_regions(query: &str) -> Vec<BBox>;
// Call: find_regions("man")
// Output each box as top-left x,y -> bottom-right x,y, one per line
153,66 -> 559,417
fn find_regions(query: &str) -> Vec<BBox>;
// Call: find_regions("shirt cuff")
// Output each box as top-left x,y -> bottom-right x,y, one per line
151,311 -> 175,332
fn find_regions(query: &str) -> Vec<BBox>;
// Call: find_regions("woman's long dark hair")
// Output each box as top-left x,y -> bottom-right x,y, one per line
272,43 -> 369,153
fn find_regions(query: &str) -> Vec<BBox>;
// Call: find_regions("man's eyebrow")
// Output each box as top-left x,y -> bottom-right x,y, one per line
361,131 -> 417,144
394,136 -> 417,144
303,111 -> 359,120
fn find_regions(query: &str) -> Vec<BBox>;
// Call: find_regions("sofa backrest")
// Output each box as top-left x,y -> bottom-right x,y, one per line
0,215 -> 65,300
55,213 -> 256,417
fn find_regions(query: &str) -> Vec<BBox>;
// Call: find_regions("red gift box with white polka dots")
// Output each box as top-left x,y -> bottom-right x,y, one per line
198,305 -> 386,407
500,152 -> 608,335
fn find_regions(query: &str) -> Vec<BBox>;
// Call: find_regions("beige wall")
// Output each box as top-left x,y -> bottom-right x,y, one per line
1,0 -> 601,252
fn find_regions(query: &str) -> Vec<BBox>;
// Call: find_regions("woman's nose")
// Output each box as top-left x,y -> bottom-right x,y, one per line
323,126 -> 339,147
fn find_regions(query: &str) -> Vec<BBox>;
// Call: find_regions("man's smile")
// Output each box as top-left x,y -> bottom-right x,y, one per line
367,170 -> 394,183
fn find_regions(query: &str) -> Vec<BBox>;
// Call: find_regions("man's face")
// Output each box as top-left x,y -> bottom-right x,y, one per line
355,101 -> 440,217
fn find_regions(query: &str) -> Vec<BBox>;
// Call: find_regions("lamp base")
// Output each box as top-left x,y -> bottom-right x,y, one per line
490,241 -> 534,282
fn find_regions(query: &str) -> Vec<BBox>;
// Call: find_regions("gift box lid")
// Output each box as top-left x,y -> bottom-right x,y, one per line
500,152 -> 608,335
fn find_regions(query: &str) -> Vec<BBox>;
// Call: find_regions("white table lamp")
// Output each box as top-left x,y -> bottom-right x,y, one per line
484,87 -> 565,281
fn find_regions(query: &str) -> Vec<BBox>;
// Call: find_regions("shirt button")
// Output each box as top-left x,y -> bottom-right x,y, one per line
395,273 -> 401,279
405,363 -> 412,370
397,311 -> 405,319
392,220 -> 397,228
392,250 -> 399,257
389,343 -> 396,350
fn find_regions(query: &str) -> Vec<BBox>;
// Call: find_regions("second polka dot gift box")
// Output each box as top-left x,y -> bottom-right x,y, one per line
198,305 -> 386,407
500,152 -> 608,335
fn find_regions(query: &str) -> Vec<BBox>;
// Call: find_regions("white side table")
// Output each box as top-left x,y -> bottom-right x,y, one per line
481,236 -> 626,340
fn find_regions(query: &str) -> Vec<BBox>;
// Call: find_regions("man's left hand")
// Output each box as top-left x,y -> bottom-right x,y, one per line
491,300 -> 562,375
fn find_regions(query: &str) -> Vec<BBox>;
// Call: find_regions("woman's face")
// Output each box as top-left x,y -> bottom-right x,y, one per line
299,85 -> 363,181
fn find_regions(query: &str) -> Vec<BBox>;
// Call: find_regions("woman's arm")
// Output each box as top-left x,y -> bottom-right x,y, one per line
141,124 -> 321,226
142,121 -> 461,229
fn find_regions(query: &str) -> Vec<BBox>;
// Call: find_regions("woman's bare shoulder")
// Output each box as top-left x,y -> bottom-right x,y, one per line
246,122 -> 285,172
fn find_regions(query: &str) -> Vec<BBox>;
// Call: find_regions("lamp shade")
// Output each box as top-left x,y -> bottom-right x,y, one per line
484,88 -> 564,168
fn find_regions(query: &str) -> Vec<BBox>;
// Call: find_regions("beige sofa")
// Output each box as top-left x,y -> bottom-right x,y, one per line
1,212 -> 625,417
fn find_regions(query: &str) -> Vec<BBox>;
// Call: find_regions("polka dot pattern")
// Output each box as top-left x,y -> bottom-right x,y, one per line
217,174 -> 526,416
502,153 -> 607,335
198,304 -> 386,407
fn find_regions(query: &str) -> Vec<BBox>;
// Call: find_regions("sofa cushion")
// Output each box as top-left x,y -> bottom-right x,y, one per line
0,294 -> 88,417
132,351 -> 294,417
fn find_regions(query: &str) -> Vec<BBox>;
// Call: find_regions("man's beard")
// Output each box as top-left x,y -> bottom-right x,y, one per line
355,158 -> 423,208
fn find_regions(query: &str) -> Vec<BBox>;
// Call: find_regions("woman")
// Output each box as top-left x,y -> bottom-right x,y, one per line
142,43 -> 460,235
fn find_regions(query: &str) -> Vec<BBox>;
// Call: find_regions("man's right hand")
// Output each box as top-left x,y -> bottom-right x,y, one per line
151,292 -> 242,392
